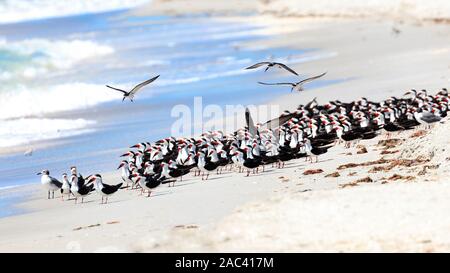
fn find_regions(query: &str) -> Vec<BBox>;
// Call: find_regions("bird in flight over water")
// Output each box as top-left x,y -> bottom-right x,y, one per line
245,62 -> 299,76
106,75 -> 160,102
258,72 -> 327,92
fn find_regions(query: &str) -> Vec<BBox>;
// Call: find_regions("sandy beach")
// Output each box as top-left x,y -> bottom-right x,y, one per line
1,0 -> 450,252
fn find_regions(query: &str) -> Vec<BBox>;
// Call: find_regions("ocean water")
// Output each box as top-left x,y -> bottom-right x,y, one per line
0,2 -> 338,217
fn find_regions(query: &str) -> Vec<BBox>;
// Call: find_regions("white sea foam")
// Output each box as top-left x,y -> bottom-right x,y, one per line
0,0 -> 150,24
0,38 -> 117,121
0,118 -> 95,148
0,38 -> 114,80
0,83 -> 120,120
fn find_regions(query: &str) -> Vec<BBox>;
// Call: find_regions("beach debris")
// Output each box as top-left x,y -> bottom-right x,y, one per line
356,145 -> 368,154
174,224 -> 198,229
377,138 -> 403,149
355,176 -> 373,183
278,176 -> 290,182
392,27 -> 401,35
106,221 -> 120,225
303,169 -> 323,175
337,158 -> 390,170
337,157 -> 428,173
387,174 -> 415,181
338,163 -> 359,170
388,158 -> 429,168
346,152 -> 353,155
380,150 -> 399,155
297,189 -> 312,193
339,181 -> 359,188
325,171 -> 340,178
340,176 -> 373,188
73,223 -> 101,231
410,130 -> 427,138
368,166 -> 388,173
347,172 -> 357,176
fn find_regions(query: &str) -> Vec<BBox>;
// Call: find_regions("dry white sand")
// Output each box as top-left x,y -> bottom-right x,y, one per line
1,1 -> 450,252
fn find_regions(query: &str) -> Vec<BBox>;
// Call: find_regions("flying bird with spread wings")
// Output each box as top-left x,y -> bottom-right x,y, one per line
258,72 -> 327,92
245,62 -> 299,76
106,75 -> 160,102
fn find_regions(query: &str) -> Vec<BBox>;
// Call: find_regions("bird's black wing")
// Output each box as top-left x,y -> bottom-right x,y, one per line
51,177 -> 62,188
102,183 -> 123,194
106,85 -> 128,94
304,97 -> 318,110
79,183 -> 94,195
258,82 -> 295,86
275,63 -> 298,76
298,72 -> 327,84
245,62 -> 271,70
245,107 -> 257,137
260,113 -> 296,130
130,75 -> 160,95
78,174 -> 85,187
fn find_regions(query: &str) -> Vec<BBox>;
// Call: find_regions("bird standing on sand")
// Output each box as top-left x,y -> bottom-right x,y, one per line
245,61 -> 298,76
61,173 -> 71,201
37,170 -> 62,199
259,72 -> 327,92
106,75 -> 160,102
70,174 -> 94,204
88,174 -> 122,204
118,160 -> 133,189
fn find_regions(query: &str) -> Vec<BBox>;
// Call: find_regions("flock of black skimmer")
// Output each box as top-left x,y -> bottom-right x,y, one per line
37,60 -> 449,204
38,166 -> 122,204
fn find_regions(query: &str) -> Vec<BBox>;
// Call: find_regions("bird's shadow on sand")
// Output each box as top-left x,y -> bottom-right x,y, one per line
79,199 -> 97,204
169,181 -> 197,188
146,191 -> 173,198
203,175 -> 233,181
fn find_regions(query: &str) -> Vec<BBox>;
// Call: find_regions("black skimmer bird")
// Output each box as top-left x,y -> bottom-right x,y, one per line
258,72 -> 327,92
37,170 -> 62,199
117,160 -> 133,189
88,174 -> 122,204
70,174 -> 94,204
237,148 -> 263,176
303,139 -> 331,163
106,75 -> 160,102
70,166 -> 86,187
61,173 -> 71,201
132,173 -> 170,197
160,161 -> 191,186
196,151 -> 219,180
245,61 -> 298,76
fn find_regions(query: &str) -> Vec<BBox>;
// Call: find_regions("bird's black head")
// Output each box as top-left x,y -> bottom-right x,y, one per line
37,169 -> 49,175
